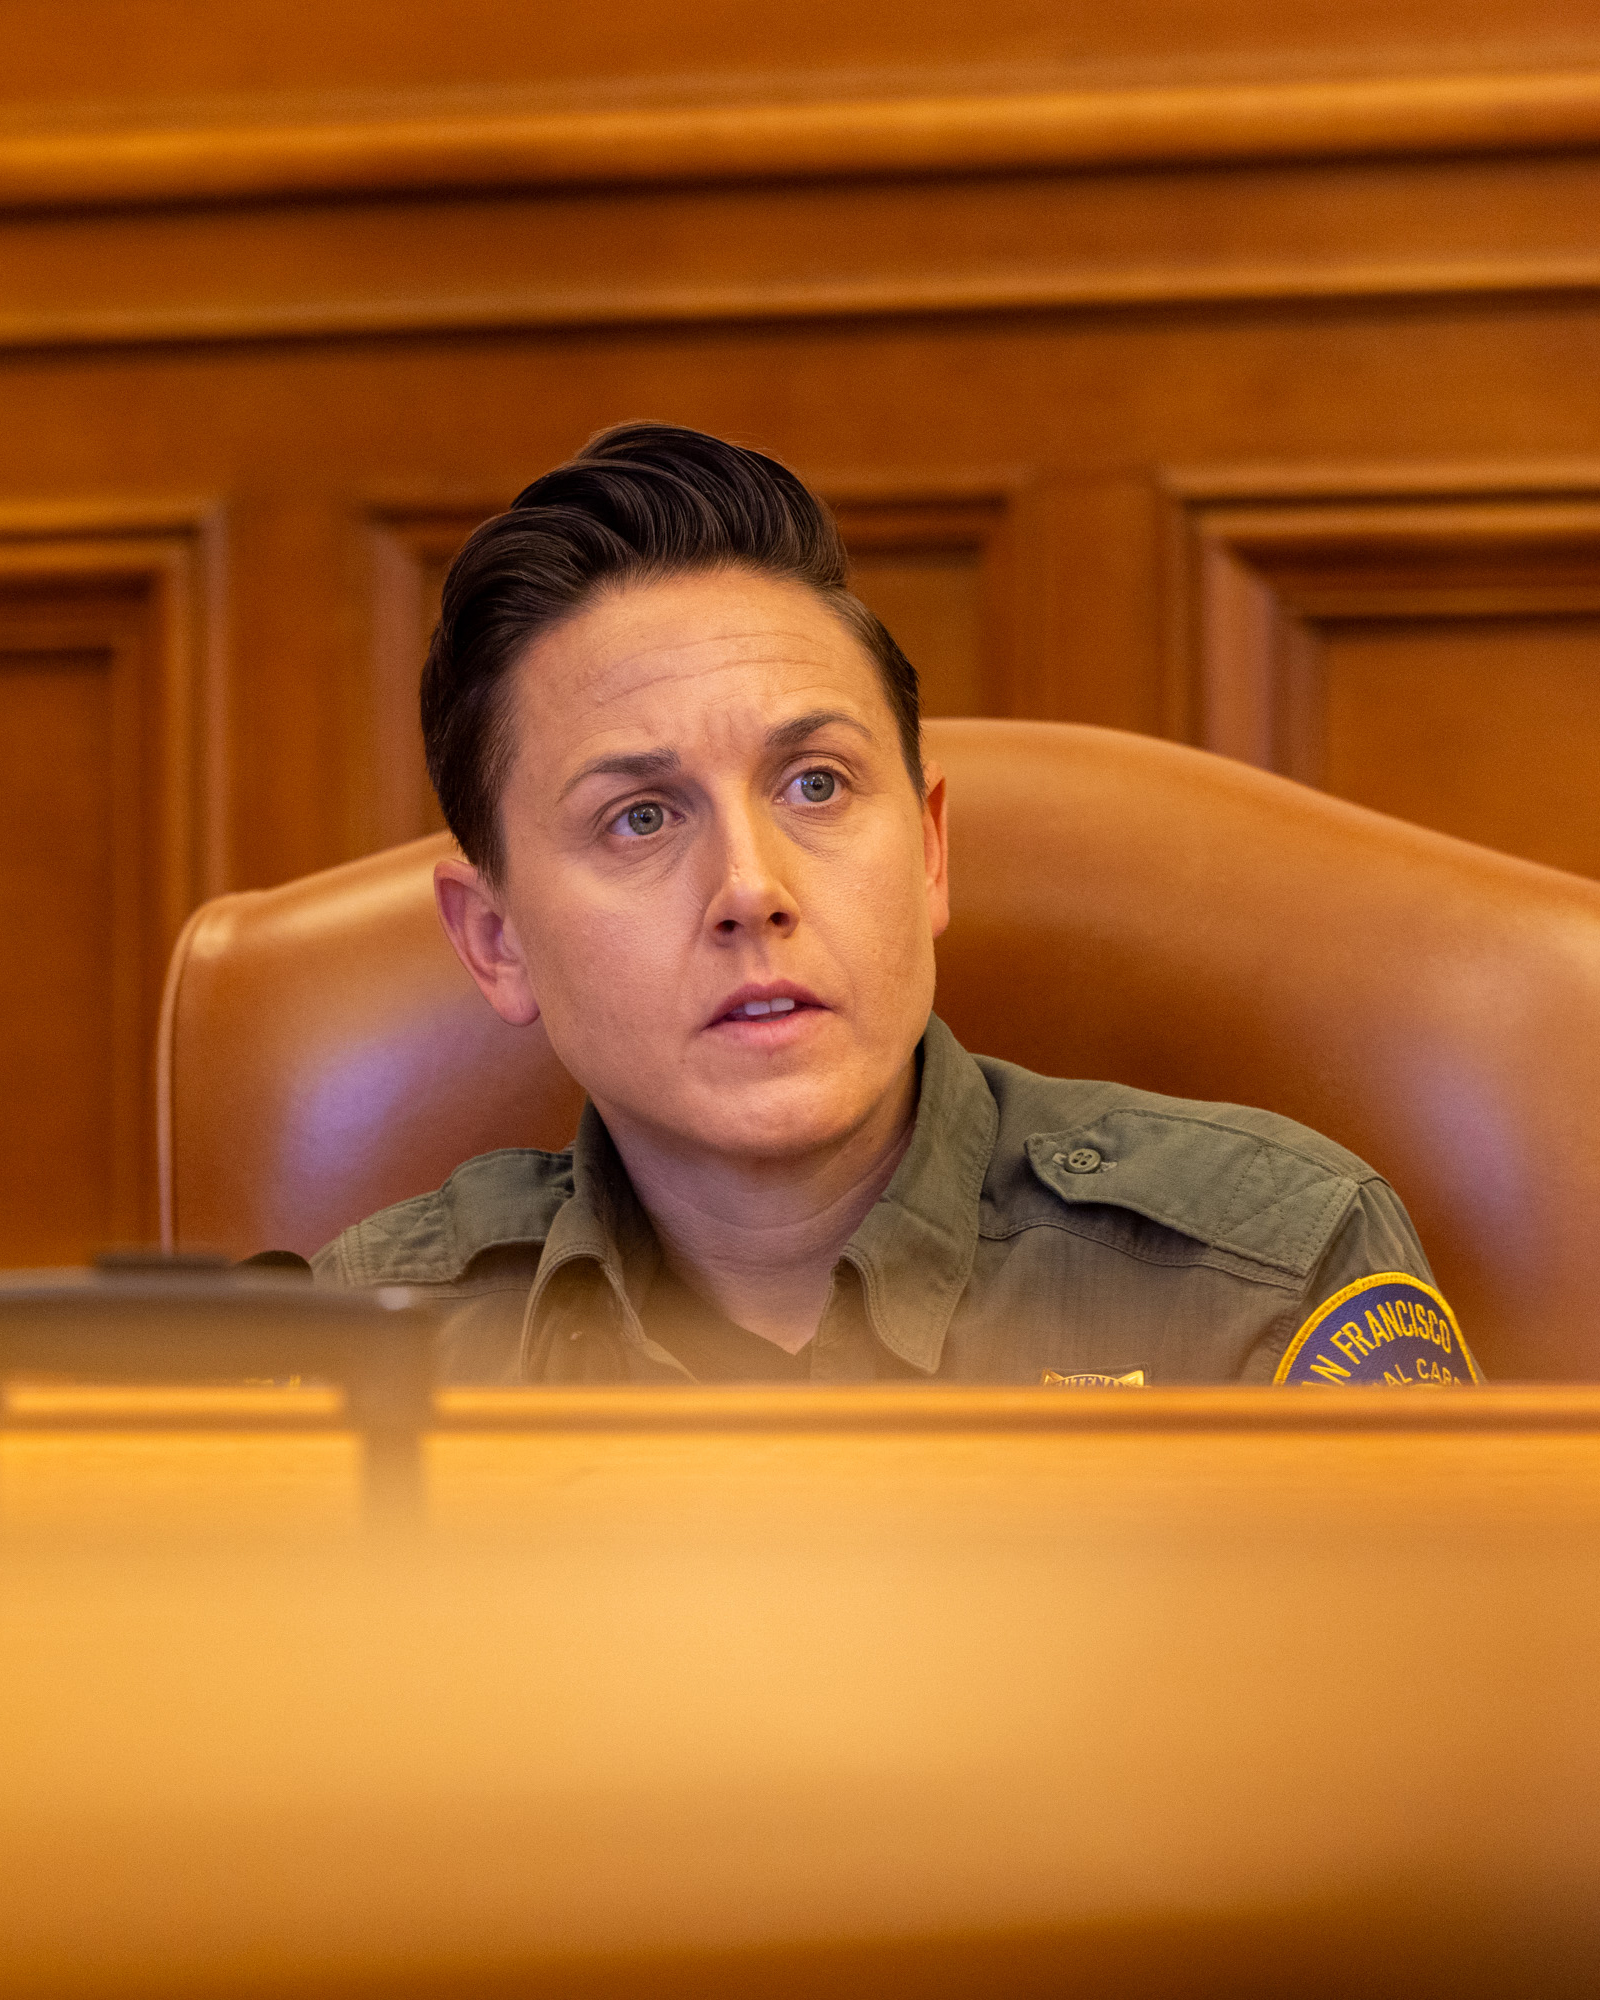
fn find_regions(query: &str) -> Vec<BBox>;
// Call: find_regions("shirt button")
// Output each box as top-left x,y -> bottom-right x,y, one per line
1059,1147 -> 1103,1174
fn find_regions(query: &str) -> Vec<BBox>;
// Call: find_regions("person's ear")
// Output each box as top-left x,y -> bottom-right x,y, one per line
433,858 -> 541,1027
921,764 -> 950,940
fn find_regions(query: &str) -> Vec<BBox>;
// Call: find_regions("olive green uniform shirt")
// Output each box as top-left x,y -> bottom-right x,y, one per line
312,1015 -> 1450,1386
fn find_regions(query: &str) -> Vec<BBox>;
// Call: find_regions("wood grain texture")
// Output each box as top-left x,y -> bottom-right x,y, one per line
6,0 -> 1600,107
362,508 -> 483,853
1,1385 -> 1598,1992
0,509 -> 222,1262
1172,475 -> 1600,871
830,489 -> 1019,719
6,68 -> 1600,214
8,149 -> 1600,353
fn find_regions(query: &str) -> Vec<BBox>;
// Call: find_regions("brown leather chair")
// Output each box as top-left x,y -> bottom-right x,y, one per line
158,719 -> 1600,1380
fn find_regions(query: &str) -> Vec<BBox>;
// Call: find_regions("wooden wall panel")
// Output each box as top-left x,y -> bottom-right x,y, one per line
1173,479 -> 1600,870
1321,620 -> 1600,876
0,514 -> 220,1261
829,492 -> 1017,720
363,509 -> 476,854
0,633 -> 121,1262
852,546 -> 985,716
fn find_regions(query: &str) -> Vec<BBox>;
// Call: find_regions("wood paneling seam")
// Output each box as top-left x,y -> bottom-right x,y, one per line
7,252 -> 1600,355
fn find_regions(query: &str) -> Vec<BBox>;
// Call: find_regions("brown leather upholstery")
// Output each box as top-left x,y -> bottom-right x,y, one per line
159,719 -> 1600,1379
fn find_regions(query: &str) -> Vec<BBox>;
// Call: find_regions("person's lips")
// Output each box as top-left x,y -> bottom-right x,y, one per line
705,980 -> 826,1029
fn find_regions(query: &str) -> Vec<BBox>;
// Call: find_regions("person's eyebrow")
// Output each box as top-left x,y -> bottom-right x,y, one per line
766,709 -> 874,755
558,747 -> 681,803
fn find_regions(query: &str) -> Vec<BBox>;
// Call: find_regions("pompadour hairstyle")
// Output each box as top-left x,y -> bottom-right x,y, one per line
420,421 -> 923,883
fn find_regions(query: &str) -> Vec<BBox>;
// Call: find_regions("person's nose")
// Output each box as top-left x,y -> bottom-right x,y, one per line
702,797 -> 797,944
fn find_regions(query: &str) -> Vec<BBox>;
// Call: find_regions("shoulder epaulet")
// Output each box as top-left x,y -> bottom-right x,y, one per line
313,1147 -> 575,1287
1023,1100 -> 1370,1283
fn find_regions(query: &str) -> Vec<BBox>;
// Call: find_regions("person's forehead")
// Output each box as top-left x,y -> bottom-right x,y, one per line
511,571 -> 888,770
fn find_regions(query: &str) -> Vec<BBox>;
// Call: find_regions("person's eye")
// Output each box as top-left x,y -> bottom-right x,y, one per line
612,801 -> 668,838
791,768 -> 838,804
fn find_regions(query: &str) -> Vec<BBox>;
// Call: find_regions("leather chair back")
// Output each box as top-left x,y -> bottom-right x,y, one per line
159,719 -> 1600,1379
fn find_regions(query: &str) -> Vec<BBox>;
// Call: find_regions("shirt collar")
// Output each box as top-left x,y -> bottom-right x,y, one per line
522,1014 -> 999,1374
839,1013 -> 999,1374
523,1100 -> 659,1353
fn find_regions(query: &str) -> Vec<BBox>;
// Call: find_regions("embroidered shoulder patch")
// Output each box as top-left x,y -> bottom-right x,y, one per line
1041,1369 -> 1146,1388
1274,1272 -> 1481,1386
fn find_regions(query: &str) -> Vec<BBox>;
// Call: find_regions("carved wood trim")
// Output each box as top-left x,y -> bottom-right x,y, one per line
6,102 -> 1600,352
827,486 -> 1021,720
362,508 -> 490,856
1163,469 -> 1600,778
0,504 -> 225,1247
9,234 -> 1600,356
6,67 -> 1600,215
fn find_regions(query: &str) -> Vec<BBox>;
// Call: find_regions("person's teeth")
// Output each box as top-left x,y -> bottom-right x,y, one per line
769,997 -> 796,1014
741,999 -> 773,1017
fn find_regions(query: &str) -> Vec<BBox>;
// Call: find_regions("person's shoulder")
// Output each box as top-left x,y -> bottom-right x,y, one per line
310,1146 -> 575,1289
973,1053 -> 1384,1285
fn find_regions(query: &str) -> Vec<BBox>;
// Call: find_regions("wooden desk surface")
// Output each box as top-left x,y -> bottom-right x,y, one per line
2,1386 -> 1597,1996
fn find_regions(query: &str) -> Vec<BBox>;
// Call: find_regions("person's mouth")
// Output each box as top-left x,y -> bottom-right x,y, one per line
706,981 -> 826,1029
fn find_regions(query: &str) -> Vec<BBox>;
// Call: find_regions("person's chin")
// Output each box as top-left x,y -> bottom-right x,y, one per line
681,1078 -> 869,1162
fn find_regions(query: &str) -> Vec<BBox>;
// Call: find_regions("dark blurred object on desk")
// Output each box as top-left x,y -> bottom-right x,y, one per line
0,1261 -> 433,1508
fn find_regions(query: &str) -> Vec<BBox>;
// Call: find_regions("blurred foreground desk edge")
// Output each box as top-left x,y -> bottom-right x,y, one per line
1,1383 -> 1597,1996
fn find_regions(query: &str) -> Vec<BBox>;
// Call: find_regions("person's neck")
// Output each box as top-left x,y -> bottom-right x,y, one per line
600,1064 -> 919,1353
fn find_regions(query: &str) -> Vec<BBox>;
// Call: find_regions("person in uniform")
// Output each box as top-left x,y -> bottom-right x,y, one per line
315,422 -> 1478,1390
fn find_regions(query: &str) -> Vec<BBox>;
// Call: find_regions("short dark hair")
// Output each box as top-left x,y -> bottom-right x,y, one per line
420,421 -> 922,883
